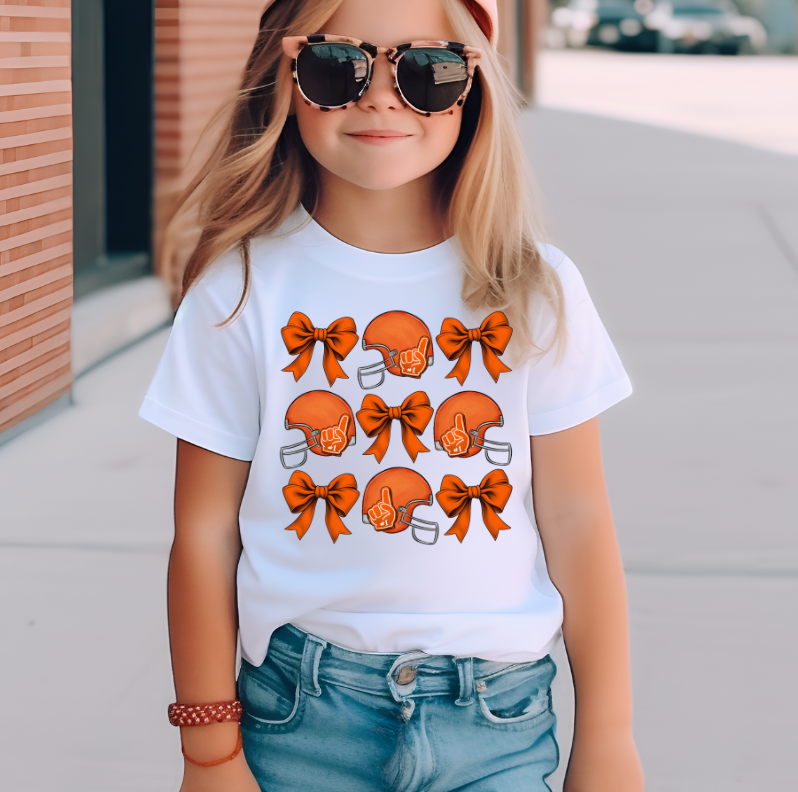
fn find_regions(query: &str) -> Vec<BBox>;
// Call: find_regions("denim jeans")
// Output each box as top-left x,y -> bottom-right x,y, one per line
237,623 -> 559,792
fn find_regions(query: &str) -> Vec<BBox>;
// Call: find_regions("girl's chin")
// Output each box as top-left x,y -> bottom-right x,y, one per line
346,177 -> 426,191
328,166 -> 430,192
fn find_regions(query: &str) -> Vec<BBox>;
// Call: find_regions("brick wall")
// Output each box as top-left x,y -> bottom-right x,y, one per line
0,0 -> 73,435
154,0 -> 264,295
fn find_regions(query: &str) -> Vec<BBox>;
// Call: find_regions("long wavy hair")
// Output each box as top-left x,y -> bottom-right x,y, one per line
165,0 -> 564,358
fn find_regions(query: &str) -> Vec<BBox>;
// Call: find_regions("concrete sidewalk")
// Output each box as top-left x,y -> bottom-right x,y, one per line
523,108 -> 798,790
537,50 -> 798,156
1,108 -> 797,791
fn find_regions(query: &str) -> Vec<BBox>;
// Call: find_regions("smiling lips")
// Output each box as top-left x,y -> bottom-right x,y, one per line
345,129 -> 412,145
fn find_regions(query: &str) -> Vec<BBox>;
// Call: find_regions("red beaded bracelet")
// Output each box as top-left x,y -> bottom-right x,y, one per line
168,699 -> 243,727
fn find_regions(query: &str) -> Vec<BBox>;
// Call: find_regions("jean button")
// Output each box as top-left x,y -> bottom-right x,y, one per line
397,666 -> 416,685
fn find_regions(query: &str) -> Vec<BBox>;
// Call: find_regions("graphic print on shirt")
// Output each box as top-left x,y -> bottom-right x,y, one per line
280,391 -> 357,469
283,471 -> 359,543
436,470 -> 513,542
434,392 -> 512,466
362,468 -> 439,545
436,311 -> 513,385
356,392 -> 433,463
358,311 -> 434,389
281,311 -> 359,386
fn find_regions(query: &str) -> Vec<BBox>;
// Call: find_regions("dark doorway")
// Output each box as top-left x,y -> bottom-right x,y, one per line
71,0 -> 154,298
105,1 -> 154,257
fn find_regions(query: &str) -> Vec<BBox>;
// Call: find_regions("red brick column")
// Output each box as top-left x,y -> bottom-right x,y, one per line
0,0 -> 73,434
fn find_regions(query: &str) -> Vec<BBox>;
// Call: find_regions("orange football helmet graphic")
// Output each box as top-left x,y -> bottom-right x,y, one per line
362,468 -> 439,545
434,392 -> 512,466
358,311 -> 434,389
280,391 -> 356,469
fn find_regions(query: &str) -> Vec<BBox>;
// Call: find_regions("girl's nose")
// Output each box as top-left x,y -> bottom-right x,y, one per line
359,54 -> 400,112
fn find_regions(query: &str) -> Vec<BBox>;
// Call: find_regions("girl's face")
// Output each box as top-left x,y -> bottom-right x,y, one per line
292,0 -> 464,192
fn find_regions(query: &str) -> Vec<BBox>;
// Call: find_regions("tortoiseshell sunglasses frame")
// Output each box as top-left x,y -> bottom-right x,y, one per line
281,35 -> 482,117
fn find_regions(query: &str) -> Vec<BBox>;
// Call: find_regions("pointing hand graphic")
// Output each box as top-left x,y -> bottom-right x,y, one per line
441,412 -> 470,456
368,487 -> 397,531
399,337 -> 429,377
319,414 -> 350,455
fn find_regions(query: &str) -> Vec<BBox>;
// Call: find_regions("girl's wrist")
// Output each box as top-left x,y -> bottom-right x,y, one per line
179,720 -> 241,764
573,717 -> 635,738
566,728 -> 644,792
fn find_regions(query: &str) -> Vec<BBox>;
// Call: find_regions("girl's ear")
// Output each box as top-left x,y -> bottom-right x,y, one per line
282,36 -> 305,59
280,38 -> 307,117
278,52 -> 297,116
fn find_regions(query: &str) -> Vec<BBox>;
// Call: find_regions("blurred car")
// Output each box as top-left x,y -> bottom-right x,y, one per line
552,0 -> 659,51
550,0 -> 766,53
645,0 -> 767,53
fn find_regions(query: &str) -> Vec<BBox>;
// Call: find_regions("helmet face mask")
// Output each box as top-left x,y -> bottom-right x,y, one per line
357,341 -> 399,390
280,423 -> 320,469
398,498 -> 440,545
469,431 -> 512,466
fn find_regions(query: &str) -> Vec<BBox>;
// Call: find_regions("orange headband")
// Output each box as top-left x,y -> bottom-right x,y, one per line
260,1 -> 499,46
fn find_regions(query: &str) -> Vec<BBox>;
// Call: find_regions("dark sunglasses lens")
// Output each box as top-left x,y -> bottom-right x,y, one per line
396,49 -> 468,113
296,43 -> 369,107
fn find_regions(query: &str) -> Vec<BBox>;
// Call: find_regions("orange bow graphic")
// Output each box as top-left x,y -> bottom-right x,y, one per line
282,471 -> 359,543
436,312 -> 513,385
435,470 -> 513,542
281,312 -> 359,386
356,392 -> 432,463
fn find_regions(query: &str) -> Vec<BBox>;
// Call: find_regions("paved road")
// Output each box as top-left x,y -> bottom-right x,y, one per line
537,49 -> 798,156
1,107 -> 796,791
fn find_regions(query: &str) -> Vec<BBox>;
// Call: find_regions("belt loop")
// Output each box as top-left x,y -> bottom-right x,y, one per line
455,657 -> 474,706
300,634 -> 327,697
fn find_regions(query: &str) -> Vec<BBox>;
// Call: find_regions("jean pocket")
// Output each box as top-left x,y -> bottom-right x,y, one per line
237,655 -> 305,732
476,656 -> 555,728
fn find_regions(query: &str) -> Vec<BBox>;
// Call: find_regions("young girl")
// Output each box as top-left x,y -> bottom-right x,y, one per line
139,1 -> 644,790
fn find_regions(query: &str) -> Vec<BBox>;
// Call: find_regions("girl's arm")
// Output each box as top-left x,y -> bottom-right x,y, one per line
170,439 -> 260,791
530,418 -> 645,792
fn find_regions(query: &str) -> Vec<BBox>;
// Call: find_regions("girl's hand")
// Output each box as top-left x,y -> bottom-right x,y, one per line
563,727 -> 644,792
179,750 -> 261,792
177,722 -> 260,792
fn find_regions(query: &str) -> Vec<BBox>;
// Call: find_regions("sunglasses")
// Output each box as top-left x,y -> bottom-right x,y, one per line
281,35 -> 481,116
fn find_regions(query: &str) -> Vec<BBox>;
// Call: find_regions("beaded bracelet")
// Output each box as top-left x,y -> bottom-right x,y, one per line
168,699 -> 243,727
182,727 -> 243,768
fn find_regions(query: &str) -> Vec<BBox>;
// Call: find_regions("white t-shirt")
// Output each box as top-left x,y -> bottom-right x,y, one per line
139,210 -> 632,666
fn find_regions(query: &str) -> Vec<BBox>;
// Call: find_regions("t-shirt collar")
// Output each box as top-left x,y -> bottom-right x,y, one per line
285,206 -> 461,282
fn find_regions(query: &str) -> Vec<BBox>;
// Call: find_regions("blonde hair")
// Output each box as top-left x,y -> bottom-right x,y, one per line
166,0 -> 564,359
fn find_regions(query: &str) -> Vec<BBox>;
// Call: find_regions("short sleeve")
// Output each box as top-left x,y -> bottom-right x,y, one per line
526,245 -> 632,436
138,260 -> 261,460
